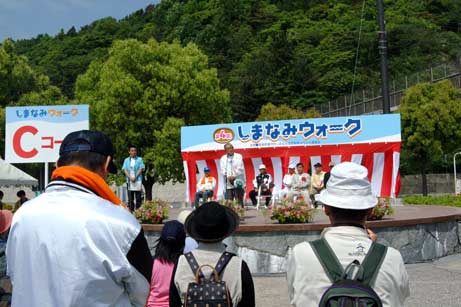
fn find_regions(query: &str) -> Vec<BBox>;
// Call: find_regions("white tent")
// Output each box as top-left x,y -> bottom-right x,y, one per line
0,159 -> 38,186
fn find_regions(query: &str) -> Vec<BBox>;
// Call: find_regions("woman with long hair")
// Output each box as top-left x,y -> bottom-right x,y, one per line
146,220 -> 186,307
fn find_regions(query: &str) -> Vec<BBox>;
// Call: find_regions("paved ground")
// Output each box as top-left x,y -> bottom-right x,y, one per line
253,253 -> 461,306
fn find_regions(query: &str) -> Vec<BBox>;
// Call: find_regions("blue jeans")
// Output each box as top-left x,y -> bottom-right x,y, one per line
194,190 -> 214,208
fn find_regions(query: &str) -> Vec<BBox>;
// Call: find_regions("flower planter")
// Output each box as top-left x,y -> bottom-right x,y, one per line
367,197 -> 394,221
134,199 -> 169,224
270,199 -> 315,224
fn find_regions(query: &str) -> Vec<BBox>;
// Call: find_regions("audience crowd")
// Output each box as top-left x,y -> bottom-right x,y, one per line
0,130 -> 410,307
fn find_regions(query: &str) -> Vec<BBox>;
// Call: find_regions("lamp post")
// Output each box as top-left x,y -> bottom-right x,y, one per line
454,152 -> 461,195
377,0 -> 390,114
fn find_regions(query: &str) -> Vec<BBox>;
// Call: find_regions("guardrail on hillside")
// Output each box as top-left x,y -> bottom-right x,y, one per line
315,64 -> 461,117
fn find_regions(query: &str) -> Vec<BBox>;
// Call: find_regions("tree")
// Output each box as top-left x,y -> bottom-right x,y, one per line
0,106 -> 4,158
0,39 -> 49,107
0,39 -> 65,158
256,102 -> 321,121
400,80 -> 461,195
75,39 -> 231,200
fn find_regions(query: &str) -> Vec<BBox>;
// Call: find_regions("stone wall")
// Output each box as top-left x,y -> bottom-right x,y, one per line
144,220 -> 461,274
400,173 -> 455,195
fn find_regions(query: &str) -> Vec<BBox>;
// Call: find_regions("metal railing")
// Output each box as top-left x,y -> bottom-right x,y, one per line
315,62 -> 461,117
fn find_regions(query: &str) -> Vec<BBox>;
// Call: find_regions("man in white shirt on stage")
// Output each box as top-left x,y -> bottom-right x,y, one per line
220,143 -> 246,207
287,162 -> 311,204
280,163 -> 296,200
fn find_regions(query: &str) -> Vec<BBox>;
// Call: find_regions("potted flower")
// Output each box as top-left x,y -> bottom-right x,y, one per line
270,199 -> 315,224
134,198 -> 169,224
221,199 -> 246,221
368,197 -> 395,221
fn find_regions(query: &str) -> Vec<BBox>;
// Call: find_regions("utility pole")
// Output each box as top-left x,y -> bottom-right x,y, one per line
377,0 -> 390,114
454,152 -> 461,195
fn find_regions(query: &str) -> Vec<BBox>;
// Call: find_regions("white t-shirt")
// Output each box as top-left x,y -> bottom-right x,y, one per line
128,158 -> 141,191
225,155 -> 234,189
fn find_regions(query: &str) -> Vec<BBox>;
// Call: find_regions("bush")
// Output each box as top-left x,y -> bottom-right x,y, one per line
368,198 -> 394,221
403,195 -> 461,207
270,199 -> 315,224
221,200 -> 245,221
133,199 -> 169,224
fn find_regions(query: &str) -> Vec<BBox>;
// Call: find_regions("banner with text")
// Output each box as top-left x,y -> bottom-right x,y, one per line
5,105 -> 89,163
181,114 -> 401,202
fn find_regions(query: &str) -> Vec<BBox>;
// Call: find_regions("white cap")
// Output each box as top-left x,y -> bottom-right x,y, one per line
288,163 -> 296,169
259,164 -> 266,170
318,162 -> 377,210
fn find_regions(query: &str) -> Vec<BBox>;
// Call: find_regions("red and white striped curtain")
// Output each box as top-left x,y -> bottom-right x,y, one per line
182,142 -> 401,202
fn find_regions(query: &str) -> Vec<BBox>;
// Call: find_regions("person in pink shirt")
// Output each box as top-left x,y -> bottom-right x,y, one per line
146,220 -> 186,307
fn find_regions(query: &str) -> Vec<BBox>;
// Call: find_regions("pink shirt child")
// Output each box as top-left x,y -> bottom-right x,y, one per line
146,258 -> 175,307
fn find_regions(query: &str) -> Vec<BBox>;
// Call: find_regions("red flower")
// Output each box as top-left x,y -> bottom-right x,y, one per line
301,177 -> 306,182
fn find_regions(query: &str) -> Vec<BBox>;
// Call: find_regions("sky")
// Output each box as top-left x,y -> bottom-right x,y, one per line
0,0 -> 159,41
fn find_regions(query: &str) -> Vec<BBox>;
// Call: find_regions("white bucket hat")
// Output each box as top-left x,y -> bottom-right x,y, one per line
177,210 -> 193,225
318,162 -> 377,210
259,164 -> 266,170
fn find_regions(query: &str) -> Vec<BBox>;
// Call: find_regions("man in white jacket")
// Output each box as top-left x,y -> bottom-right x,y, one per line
287,162 -> 311,203
220,143 -> 246,207
7,130 -> 152,307
287,162 -> 409,307
280,164 -> 296,199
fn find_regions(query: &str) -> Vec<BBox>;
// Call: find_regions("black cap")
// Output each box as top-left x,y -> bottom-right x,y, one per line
314,162 -> 322,167
160,220 -> 186,243
60,130 -> 117,174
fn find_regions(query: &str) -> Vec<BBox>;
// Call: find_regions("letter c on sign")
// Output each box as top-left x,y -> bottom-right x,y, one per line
13,126 -> 38,158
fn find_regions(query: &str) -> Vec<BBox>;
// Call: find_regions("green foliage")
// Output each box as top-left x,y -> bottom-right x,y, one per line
0,40 -> 65,158
133,199 -> 170,224
0,39 -> 49,106
256,102 -> 321,121
152,117 -> 185,184
11,0 -> 461,121
75,38 -> 231,186
400,80 -> 461,194
368,198 -> 394,220
270,199 -> 315,224
0,105 -> 4,158
401,80 -> 461,161
403,195 -> 461,207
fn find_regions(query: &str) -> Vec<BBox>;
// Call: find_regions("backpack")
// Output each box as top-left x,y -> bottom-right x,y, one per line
310,238 -> 388,307
183,251 -> 234,307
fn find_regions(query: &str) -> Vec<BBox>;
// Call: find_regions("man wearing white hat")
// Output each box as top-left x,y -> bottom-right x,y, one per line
287,162 -> 409,307
280,164 -> 296,199
249,164 -> 273,207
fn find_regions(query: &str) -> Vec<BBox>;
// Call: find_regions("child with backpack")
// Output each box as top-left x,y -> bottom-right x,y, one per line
287,162 -> 410,307
169,202 -> 255,307
146,221 -> 186,307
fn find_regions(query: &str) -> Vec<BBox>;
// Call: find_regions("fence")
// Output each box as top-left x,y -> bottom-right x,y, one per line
315,62 -> 461,117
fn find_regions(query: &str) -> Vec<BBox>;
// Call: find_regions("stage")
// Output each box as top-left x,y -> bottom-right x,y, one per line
143,205 -> 461,273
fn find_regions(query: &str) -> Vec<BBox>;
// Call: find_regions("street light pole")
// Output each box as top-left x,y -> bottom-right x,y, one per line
377,0 -> 390,114
454,152 -> 461,195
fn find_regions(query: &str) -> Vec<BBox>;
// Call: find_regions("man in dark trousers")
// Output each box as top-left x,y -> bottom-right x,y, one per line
249,164 -> 273,207
122,145 -> 145,211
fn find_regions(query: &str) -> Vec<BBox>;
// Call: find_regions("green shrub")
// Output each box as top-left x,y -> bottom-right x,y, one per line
403,195 -> 461,207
